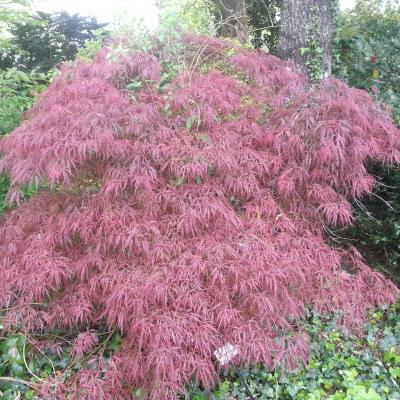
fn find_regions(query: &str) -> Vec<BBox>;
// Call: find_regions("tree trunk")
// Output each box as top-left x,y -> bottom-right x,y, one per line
213,0 -> 249,43
277,0 -> 334,78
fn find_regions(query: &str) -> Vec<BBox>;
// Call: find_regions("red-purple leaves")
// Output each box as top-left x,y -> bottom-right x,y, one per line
0,35 -> 399,399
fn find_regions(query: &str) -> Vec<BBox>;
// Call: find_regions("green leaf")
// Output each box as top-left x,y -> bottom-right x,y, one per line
10,362 -> 26,377
389,367 -> 400,379
169,176 -> 185,187
325,342 -> 335,351
108,332 -> 122,352
127,81 -> 142,91
25,390 -> 36,400
347,385 -> 381,400
186,115 -> 199,131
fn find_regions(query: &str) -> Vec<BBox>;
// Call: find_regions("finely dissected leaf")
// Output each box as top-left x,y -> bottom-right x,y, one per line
0,34 -> 399,400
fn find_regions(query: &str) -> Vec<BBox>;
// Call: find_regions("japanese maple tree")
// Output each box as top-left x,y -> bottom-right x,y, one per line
0,34 -> 399,399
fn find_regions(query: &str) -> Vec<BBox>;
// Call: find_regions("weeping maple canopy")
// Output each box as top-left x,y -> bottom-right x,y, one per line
0,34 -> 399,399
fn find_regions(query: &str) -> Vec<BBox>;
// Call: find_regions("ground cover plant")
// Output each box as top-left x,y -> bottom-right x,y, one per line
1,300 -> 399,399
0,33 -> 399,399
201,300 -> 400,399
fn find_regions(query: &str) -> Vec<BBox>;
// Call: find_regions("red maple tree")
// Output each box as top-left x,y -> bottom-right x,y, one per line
0,34 -> 399,399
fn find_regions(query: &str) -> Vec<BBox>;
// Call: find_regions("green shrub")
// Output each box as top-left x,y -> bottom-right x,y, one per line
334,0 -> 400,283
0,68 -> 51,213
336,1 -> 400,124
0,68 -> 51,136
342,163 -> 400,285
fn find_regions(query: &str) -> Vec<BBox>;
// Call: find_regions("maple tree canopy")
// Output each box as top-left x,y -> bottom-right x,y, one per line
0,34 -> 399,399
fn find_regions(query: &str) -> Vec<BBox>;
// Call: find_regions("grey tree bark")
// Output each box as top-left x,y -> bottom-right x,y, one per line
277,0 -> 334,77
213,0 -> 249,43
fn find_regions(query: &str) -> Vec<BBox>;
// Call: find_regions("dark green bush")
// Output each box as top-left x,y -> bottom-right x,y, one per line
336,1 -> 400,124
334,0 -> 400,283
342,163 -> 400,285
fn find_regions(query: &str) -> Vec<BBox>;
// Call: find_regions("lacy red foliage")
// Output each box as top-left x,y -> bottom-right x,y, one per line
0,34 -> 399,399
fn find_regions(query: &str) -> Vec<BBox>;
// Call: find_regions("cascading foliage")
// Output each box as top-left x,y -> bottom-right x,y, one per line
0,34 -> 399,399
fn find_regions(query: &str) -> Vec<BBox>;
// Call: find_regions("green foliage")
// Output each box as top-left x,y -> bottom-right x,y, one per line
342,163 -> 400,285
157,0 -> 281,52
187,301 -> 400,399
245,0 -> 280,51
300,6 -> 325,83
76,29 -> 107,62
0,332 -> 35,400
0,326 -> 68,400
157,0 -> 215,35
0,11 -> 107,72
103,10 -> 186,94
0,0 -> 31,37
0,68 -> 51,135
0,324 -> 126,399
0,175 -> 10,214
336,0 -> 400,124
0,68 -> 52,214
334,0 -> 400,284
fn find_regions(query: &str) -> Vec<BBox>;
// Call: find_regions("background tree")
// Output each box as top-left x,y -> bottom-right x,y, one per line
246,0 -> 280,51
277,0 -> 335,78
0,0 -> 30,28
337,0 -> 400,123
0,0 -> 31,52
209,0 -> 281,48
212,0 -> 249,41
208,0 -> 334,78
0,11 -> 107,71
156,0 -> 215,35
